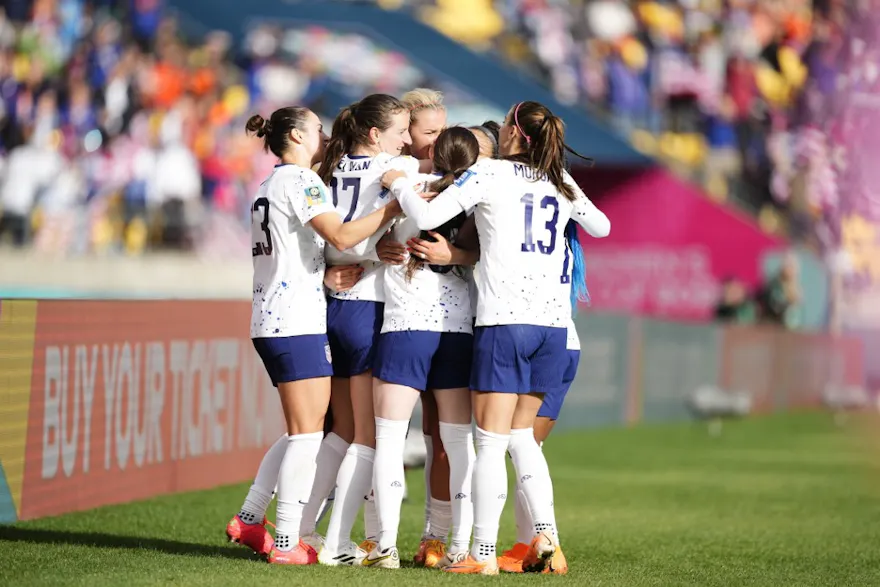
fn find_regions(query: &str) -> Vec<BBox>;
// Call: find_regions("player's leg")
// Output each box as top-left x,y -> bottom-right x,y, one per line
299,378 -> 352,547
366,330 -> 437,568
320,300 -> 383,566
419,392 -> 437,546
253,335 -> 332,565
444,325 -> 526,575
431,331 -> 476,568
226,432 -> 286,555
507,334 -> 572,574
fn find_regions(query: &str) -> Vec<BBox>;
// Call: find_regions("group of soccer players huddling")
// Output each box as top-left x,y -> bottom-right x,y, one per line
225,88 -> 610,575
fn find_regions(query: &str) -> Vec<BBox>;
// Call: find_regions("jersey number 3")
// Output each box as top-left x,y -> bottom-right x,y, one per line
252,197 -> 272,256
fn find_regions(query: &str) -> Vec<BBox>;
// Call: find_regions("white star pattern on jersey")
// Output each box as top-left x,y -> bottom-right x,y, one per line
382,172 -> 474,334
325,153 -> 421,302
389,158 -> 610,329
250,164 -> 336,338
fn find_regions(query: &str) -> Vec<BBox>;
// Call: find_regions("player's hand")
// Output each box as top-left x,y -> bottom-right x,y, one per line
377,233 -> 407,265
420,191 -> 438,202
324,264 -> 363,293
407,231 -> 453,265
381,170 -> 407,189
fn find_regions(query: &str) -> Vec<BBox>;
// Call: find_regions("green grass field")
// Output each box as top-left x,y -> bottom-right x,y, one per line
2,413 -> 879,586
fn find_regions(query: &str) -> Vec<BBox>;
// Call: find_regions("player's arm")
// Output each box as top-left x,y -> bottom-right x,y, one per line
564,173 -> 610,238
407,231 -> 479,267
291,178 -> 403,250
310,201 -> 402,251
382,171 -> 473,231
343,217 -> 396,257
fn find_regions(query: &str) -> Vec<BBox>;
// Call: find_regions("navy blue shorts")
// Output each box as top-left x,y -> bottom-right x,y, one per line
374,330 -> 473,391
252,334 -> 333,386
326,298 -> 384,377
538,350 -> 580,420
470,325 -> 568,394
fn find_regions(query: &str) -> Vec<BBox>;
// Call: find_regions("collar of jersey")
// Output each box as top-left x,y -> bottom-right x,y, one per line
346,154 -> 371,159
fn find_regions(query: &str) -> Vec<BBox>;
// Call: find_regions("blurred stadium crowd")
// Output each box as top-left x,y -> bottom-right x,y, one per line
0,0 -> 856,258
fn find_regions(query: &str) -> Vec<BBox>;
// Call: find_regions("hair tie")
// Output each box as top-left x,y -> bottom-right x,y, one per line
514,102 -> 531,146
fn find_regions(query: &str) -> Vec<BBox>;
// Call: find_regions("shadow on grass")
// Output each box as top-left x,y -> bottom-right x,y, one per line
0,526 -> 258,561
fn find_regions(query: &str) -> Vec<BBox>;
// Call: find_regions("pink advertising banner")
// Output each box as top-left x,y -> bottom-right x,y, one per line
571,168 -> 785,321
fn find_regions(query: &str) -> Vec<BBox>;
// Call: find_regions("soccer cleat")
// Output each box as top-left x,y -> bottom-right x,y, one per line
318,542 -> 367,566
267,540 -> 318,565
301,532 -> 325,553
358,539 -> 378,555
522,531 -> 556,573
422,539 -> 446,568
413,538 -> 429,566
442,554 -> 500,575
542,545 -> 568,575
497,542 -> 529,573
361,545 -> 400,569
225,514 -> 273,556
436,549 -> 468,570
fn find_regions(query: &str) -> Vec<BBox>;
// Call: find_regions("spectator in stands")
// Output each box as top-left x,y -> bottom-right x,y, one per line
714,277 -> 756,324
756,254 -> 802,328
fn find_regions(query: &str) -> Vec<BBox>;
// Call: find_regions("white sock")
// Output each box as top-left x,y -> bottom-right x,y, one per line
274,432 -> 323,551
324,443 -> 375,553
439,422 -> 475,553
422,432 -> 433,539
364,490 -> 379,541
373,417 -> 409,550
508,428 -> 558,544
427,498 -> 451,542
470,427 -> 509,562
514,486 -> 532,545
239,433 -> 287,524
299,432 -> 349,536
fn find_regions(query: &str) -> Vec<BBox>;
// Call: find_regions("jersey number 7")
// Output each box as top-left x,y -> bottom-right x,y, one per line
330,178 -> 362,222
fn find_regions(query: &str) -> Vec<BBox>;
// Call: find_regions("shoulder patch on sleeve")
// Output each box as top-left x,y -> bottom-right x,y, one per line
304,184 -> 328,206
454,169 -> 475,188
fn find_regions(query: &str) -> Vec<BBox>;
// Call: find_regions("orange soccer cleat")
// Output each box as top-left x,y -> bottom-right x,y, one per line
442,554 -> 499,575
496,542 -> 529,573
522,531 -> 556,573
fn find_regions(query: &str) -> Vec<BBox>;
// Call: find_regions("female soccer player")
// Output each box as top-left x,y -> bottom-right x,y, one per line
381,101 -> 610,575
498,220 -> 588,575
308,94 -> 421,567
364,127 -> 480,570
398,88 -> 456,567
228,106 -> 402,565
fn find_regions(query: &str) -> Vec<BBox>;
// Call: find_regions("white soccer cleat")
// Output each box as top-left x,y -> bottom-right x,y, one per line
318,541 -> 367,566
361,545 -> 400,569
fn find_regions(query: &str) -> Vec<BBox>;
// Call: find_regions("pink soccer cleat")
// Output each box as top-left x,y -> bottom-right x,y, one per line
226,514 -> 274,557
267,540 -> 319,565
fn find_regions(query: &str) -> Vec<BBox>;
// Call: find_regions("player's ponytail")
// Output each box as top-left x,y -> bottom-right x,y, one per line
318,94 -> 407,185
245,107 -> 311,159
565,220 -> 590,309
504,101 -> 593,201
406,127 -> 479,281
318,105 -> 357,184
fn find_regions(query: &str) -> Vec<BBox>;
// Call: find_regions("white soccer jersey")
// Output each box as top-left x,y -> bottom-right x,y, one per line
382,173 -> 474,334
325,152 -> 421,302
389,158 -> 610,328
250,164 -> 336,338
